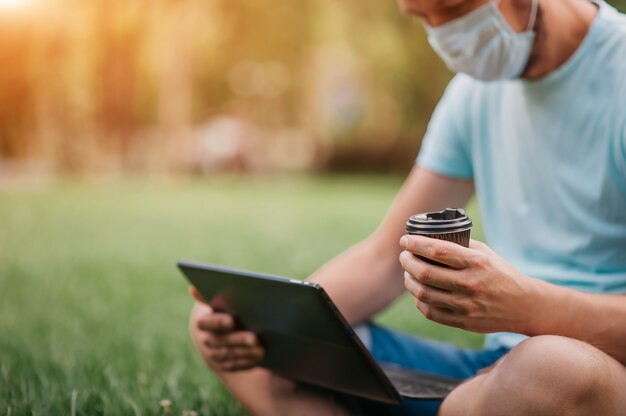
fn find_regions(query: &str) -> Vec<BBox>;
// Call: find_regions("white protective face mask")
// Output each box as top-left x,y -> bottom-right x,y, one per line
425,0 -> 538,81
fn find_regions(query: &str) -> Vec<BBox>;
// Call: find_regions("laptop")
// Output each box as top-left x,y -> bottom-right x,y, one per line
178,260 -> 463,405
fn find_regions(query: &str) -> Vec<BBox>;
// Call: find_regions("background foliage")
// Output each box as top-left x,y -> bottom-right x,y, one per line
4,0 -> 621,177
0,0 -> 448,176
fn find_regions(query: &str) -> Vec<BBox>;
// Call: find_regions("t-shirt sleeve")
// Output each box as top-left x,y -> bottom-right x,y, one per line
416,74 -> 474,179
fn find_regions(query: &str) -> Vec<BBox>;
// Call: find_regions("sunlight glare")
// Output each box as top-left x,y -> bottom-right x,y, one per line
0,0 -> 27,8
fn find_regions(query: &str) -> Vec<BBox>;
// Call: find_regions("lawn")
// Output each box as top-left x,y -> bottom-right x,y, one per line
0,175 -> 484,415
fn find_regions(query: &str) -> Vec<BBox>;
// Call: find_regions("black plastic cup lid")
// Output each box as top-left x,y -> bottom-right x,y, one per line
406,208 -> 473,234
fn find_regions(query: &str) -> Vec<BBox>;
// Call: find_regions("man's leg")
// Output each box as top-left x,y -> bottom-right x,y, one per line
195,367 -> 350,416
191,300 -> 508,416
336,324 -> 507,416
440,335 -> 626,416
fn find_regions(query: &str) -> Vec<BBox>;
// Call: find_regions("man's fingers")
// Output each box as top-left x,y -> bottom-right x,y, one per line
189,286 -> 207,304
403,272 -> 467,313
219,358 -> 260,372
225,331 -> 258,347
202,330 -> 258,348
208,345 -> 264,363
415,301 -> 464,328
203,332 -> 226,348
197,313 -> 235,333
193,301 -> 213,317
400,235 -> 472,269
399,251 -> 471,292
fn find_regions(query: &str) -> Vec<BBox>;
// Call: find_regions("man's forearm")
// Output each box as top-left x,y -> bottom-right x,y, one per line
528,279 -> 626,364
308,237 -> 405,326
307,166 -> 475,326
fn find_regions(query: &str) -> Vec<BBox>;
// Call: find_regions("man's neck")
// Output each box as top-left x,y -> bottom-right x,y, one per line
522,0 -> 598,80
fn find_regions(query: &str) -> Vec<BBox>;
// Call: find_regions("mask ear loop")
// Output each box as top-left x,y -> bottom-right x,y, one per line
527,0 -> 539,31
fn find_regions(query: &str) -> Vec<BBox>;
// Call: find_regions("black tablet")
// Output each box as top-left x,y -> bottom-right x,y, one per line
178,260 -> 402,404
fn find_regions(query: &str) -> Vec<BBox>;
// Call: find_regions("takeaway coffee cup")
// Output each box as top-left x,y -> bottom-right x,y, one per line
405,208 -> 473,266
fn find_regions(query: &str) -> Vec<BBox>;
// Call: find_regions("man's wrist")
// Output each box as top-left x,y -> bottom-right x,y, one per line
520,277 -> 579,337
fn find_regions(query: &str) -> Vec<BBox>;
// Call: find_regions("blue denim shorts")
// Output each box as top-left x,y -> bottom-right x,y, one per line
335,323 -> 509,416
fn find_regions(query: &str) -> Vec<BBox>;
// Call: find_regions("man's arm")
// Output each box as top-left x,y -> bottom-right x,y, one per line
309,165 -> 474,326
530,283 -> 626,365
399,236 -> 626,365
188,165 -> 473,374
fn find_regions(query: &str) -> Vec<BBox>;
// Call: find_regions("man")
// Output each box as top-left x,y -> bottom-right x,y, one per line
189,0 -> 626,414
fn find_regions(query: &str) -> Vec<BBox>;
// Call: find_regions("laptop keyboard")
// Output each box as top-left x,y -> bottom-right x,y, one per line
382,366 -> 462,400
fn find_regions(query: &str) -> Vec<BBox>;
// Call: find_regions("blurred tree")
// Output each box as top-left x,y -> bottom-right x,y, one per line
0,15 -> 36,162
94,0 -> 143,170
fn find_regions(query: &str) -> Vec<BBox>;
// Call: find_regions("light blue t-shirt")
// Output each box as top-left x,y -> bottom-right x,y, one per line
416,0 -> 626,349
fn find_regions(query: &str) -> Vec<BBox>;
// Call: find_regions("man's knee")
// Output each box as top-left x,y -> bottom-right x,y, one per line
483,336 -> 617,415
443,336 -> 620,416
501,335 -> 610,398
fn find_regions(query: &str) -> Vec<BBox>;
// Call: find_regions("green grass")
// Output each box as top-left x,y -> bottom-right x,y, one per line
0,175 -> 484,415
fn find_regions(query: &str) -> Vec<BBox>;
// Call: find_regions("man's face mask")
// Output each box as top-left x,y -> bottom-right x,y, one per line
425,0 -> 538,81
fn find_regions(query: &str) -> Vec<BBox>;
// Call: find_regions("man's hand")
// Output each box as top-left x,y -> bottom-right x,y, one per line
399,235 -> 540,334
190,287 -> 265,372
